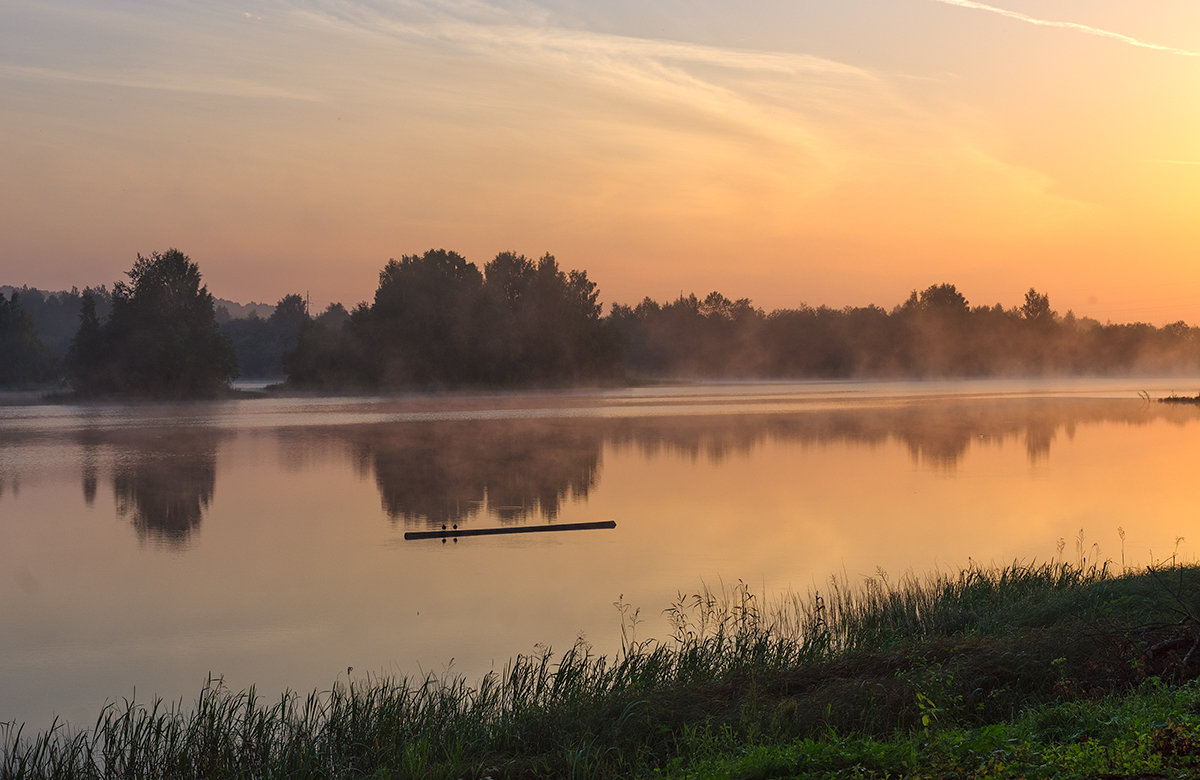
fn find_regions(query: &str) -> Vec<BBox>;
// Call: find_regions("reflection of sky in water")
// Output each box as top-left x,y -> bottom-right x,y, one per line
3,381 -> 1200,733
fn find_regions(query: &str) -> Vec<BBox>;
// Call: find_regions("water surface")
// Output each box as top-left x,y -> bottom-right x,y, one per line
3,378 -> 1200,730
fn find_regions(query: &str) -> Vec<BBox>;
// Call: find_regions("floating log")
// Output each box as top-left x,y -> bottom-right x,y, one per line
404,520 -> 616,541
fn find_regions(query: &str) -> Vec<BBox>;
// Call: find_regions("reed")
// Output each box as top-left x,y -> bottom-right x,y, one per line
3,560 -> 1197,778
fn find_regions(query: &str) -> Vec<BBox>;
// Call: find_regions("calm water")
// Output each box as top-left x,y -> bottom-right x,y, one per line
3,378 -> 1200,731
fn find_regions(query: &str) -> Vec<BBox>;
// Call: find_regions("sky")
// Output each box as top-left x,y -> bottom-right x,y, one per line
3,0 -> 1200,323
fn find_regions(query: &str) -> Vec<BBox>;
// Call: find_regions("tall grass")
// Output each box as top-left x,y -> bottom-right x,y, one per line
3,560 -> 1191,778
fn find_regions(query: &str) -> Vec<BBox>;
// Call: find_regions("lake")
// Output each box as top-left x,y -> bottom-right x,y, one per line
3,378 -> 1200,732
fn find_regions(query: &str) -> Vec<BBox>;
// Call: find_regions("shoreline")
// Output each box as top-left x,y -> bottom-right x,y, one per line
5,561 -> 1200,777
5,373 -> 1200,407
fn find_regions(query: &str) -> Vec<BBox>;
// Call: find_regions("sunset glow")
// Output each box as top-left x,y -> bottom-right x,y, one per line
4,0 -> 1200,322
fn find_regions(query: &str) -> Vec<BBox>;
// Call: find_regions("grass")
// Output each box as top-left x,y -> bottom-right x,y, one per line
6,560 -> 1200,778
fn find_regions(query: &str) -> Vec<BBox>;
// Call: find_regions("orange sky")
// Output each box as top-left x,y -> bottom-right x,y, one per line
3,1 -> 1200,322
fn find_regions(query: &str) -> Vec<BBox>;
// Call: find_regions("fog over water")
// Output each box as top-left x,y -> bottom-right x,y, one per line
3,378 -> 1200,731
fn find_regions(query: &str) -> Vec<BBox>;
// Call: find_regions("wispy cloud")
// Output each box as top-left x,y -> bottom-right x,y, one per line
289,0 -> 1090,218
0,63 -> 321,102
296,1 -> 875,83
933,0 -> 1200,56
291,0 -> 889,161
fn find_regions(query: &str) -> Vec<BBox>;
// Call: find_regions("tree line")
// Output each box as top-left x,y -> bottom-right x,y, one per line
285,249 -> 619,388
4,248 -> 1200,396
611,283 -> 1200,378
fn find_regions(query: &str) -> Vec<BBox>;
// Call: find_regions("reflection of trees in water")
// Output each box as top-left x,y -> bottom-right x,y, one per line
0,473 -> 16,499
1023,417 -> 1059,464
886,401 -> 1177,468
275,429 -> 348,473
604,417 -> 765,464
330,398 -> 1199,529
0,439 -> 31,499
606,400 -> 1192,472
348,420 -> 600,527
81,443 -> 99,505
102,430 -> 221,549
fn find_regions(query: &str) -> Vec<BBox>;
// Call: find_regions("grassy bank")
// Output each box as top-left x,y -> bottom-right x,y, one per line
5,562 -> 1200,778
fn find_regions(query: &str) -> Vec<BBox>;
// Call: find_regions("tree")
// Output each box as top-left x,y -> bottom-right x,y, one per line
316,302 -> 350,329
480,252 -> 618,382
0,292 -> 52,386
222,293 -> 311,378
69,249 -> 237,397
281,249 -> 621,388
269,293 -> 309,337
66,290 -> 106,389
916,283 -> 970,316
6,285 -> 110,360
484,251 -> 537,309
367,249 -> 486,385
284,301 -> 371,388
1021,288 -> 1055,324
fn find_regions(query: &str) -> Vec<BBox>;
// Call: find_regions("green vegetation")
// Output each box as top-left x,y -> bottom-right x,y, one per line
6,561 -> 1200,778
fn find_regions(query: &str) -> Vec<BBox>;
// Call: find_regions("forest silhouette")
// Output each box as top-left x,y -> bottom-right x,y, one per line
5,249 -> 1200,393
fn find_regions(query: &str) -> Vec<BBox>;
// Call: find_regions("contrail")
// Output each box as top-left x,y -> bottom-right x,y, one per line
934,0 -> 1200,56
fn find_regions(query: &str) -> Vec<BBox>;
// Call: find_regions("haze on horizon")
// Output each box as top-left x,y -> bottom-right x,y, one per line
3,0 -> 1200,324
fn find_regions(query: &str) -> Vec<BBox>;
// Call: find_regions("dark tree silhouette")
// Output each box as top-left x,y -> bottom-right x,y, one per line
366,249 -> 486,385
66,290 -> 106,389
482,252 -> 619,382
0,291 -> 53,386
1,286 -> 111,360
68,249 -> 237,397
222,293 -> 311,378
283,249 -> 620,388
284,302 -> 370,388
1021,288 -> 1055,325
270,293 -> 309,337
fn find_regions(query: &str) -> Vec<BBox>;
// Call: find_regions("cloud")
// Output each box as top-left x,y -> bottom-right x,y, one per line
294,1 -> 875,90
933,0 -> 1200,56
290,0 -> 889,162
287,0 -> 1099,219
0,63 -> 320,102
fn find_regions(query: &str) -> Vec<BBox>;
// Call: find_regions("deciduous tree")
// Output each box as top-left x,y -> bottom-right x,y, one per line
69,249 -> 237,397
